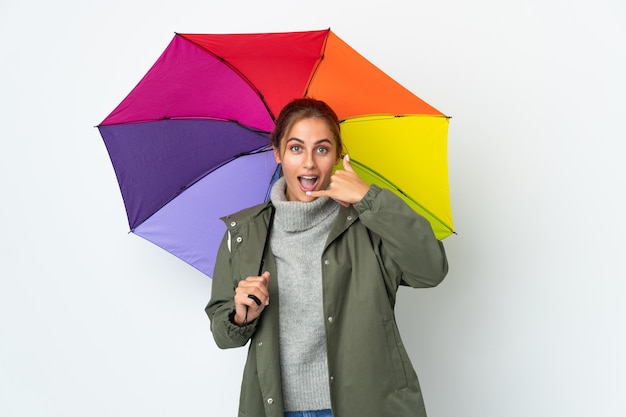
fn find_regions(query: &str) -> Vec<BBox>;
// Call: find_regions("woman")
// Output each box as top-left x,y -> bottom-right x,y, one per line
206,98 -> 448,417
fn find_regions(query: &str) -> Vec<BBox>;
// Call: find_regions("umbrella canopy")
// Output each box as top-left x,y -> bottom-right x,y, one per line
97,29 -> 453,278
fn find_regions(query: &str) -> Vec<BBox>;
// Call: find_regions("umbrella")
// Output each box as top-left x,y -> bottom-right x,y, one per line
97,28 -> 454,278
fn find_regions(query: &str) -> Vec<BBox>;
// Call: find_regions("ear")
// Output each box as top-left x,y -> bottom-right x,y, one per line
273,146 -> 281,164
335,151 -> 342,165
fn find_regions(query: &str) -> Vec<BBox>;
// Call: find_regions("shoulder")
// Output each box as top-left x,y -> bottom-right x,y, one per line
353,184 -> 401,213
220,201 -> 272,227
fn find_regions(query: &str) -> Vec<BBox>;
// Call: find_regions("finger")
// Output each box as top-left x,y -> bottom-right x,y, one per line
237,281 -> 269,301
235,290 -> 265,311
248,294 -> 262,306
342,154 -> 355,173
238,274 -> 269,289
238,274 -> 270,306
234,291 -> 257,310
306,189 -> 328,197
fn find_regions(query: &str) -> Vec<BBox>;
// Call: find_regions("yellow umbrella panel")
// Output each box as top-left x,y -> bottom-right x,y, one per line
339,114 -> 454,240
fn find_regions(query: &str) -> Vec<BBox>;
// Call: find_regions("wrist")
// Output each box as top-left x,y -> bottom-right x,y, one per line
229,310 -> 246,326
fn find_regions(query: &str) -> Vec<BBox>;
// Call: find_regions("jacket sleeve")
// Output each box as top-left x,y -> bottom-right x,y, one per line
354,184 -> 449,288
205,230 -> 258,349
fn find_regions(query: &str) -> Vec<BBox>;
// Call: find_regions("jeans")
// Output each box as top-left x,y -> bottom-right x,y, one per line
284,410 -> 333,417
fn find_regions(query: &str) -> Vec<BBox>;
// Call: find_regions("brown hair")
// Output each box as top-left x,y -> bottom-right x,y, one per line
270,98 -> 343,159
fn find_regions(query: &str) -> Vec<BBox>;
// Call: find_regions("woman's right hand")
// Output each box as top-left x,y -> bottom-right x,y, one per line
233,271 -> 270,326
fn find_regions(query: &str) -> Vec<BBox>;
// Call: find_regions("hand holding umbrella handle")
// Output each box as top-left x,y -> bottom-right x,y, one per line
233,271 -> 271,326
248,294 -> 262,306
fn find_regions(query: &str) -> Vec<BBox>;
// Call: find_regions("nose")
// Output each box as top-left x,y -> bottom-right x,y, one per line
303,151 -> 316,169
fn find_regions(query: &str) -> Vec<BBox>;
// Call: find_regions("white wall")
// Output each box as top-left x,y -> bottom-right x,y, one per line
1,1 -> 624,416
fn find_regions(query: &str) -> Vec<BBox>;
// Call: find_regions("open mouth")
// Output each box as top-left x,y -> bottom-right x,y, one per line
298,176 -> 318,191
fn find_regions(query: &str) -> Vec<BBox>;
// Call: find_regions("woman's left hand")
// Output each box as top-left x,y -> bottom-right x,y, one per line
307,154 -> 370,207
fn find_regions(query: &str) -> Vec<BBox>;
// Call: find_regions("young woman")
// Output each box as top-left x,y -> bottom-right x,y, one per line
206,98 -> 448,417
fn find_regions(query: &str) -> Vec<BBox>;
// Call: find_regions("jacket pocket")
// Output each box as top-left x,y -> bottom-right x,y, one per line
382,318 -> 409,390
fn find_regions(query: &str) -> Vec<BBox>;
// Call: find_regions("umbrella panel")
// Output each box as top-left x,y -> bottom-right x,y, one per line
341,115 -> 453,239
308,31 -> 444,119
99,119 -> 270,230
134,150 -> 277,277
102,34 -> 275,131
179,30 -> 328,119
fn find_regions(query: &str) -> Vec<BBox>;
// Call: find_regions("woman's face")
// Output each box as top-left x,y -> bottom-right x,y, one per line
273,117 -> 339,202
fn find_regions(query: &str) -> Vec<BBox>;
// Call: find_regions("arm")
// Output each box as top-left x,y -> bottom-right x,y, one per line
308,154 -> 448,288
205,231 -> 258,349
355,184 -> 449,288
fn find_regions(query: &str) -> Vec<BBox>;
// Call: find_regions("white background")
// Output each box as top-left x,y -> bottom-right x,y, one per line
1,0 -> 625,416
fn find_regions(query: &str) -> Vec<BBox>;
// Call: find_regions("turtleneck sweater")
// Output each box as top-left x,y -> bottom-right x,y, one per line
269,177 -> 340,412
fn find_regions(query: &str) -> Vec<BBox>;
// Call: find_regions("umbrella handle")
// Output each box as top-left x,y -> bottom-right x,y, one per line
258,206 -> 275,275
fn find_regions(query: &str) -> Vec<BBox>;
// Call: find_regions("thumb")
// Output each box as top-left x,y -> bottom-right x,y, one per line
261,271 -> 270,305
261,271 -> 270,287
342,154 -> 355,172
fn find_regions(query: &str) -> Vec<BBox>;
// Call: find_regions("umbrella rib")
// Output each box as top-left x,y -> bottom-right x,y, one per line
177,33 -> 277,121
175,144 -> 274,197
303,28 -> 331,97
130,145 -> 274,232
348,157 -> 454,235
339,114 -> 451,124
98,116 -> 271,133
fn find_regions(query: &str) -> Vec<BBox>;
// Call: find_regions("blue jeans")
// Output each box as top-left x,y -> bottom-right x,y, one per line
284,410 -> 333,417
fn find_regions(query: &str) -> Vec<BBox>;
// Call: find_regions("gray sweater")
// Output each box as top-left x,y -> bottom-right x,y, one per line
270,177 -> 340,412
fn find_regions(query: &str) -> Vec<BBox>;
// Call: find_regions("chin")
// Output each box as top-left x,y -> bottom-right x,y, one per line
297,193 -> 316,203
286,189 -> 312,202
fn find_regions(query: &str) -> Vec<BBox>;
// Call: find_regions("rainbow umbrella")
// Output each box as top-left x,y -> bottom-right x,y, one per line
97,29 -> 454,278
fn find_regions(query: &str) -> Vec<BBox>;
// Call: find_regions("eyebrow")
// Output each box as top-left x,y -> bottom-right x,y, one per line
285,138 -> 333,146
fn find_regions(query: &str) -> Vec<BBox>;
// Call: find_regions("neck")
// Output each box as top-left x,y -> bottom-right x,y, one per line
270,177 -> 339,232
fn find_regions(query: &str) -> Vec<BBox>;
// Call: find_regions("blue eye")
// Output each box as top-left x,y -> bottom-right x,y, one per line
290,145 -> 301,152
317,147 -> 329,154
